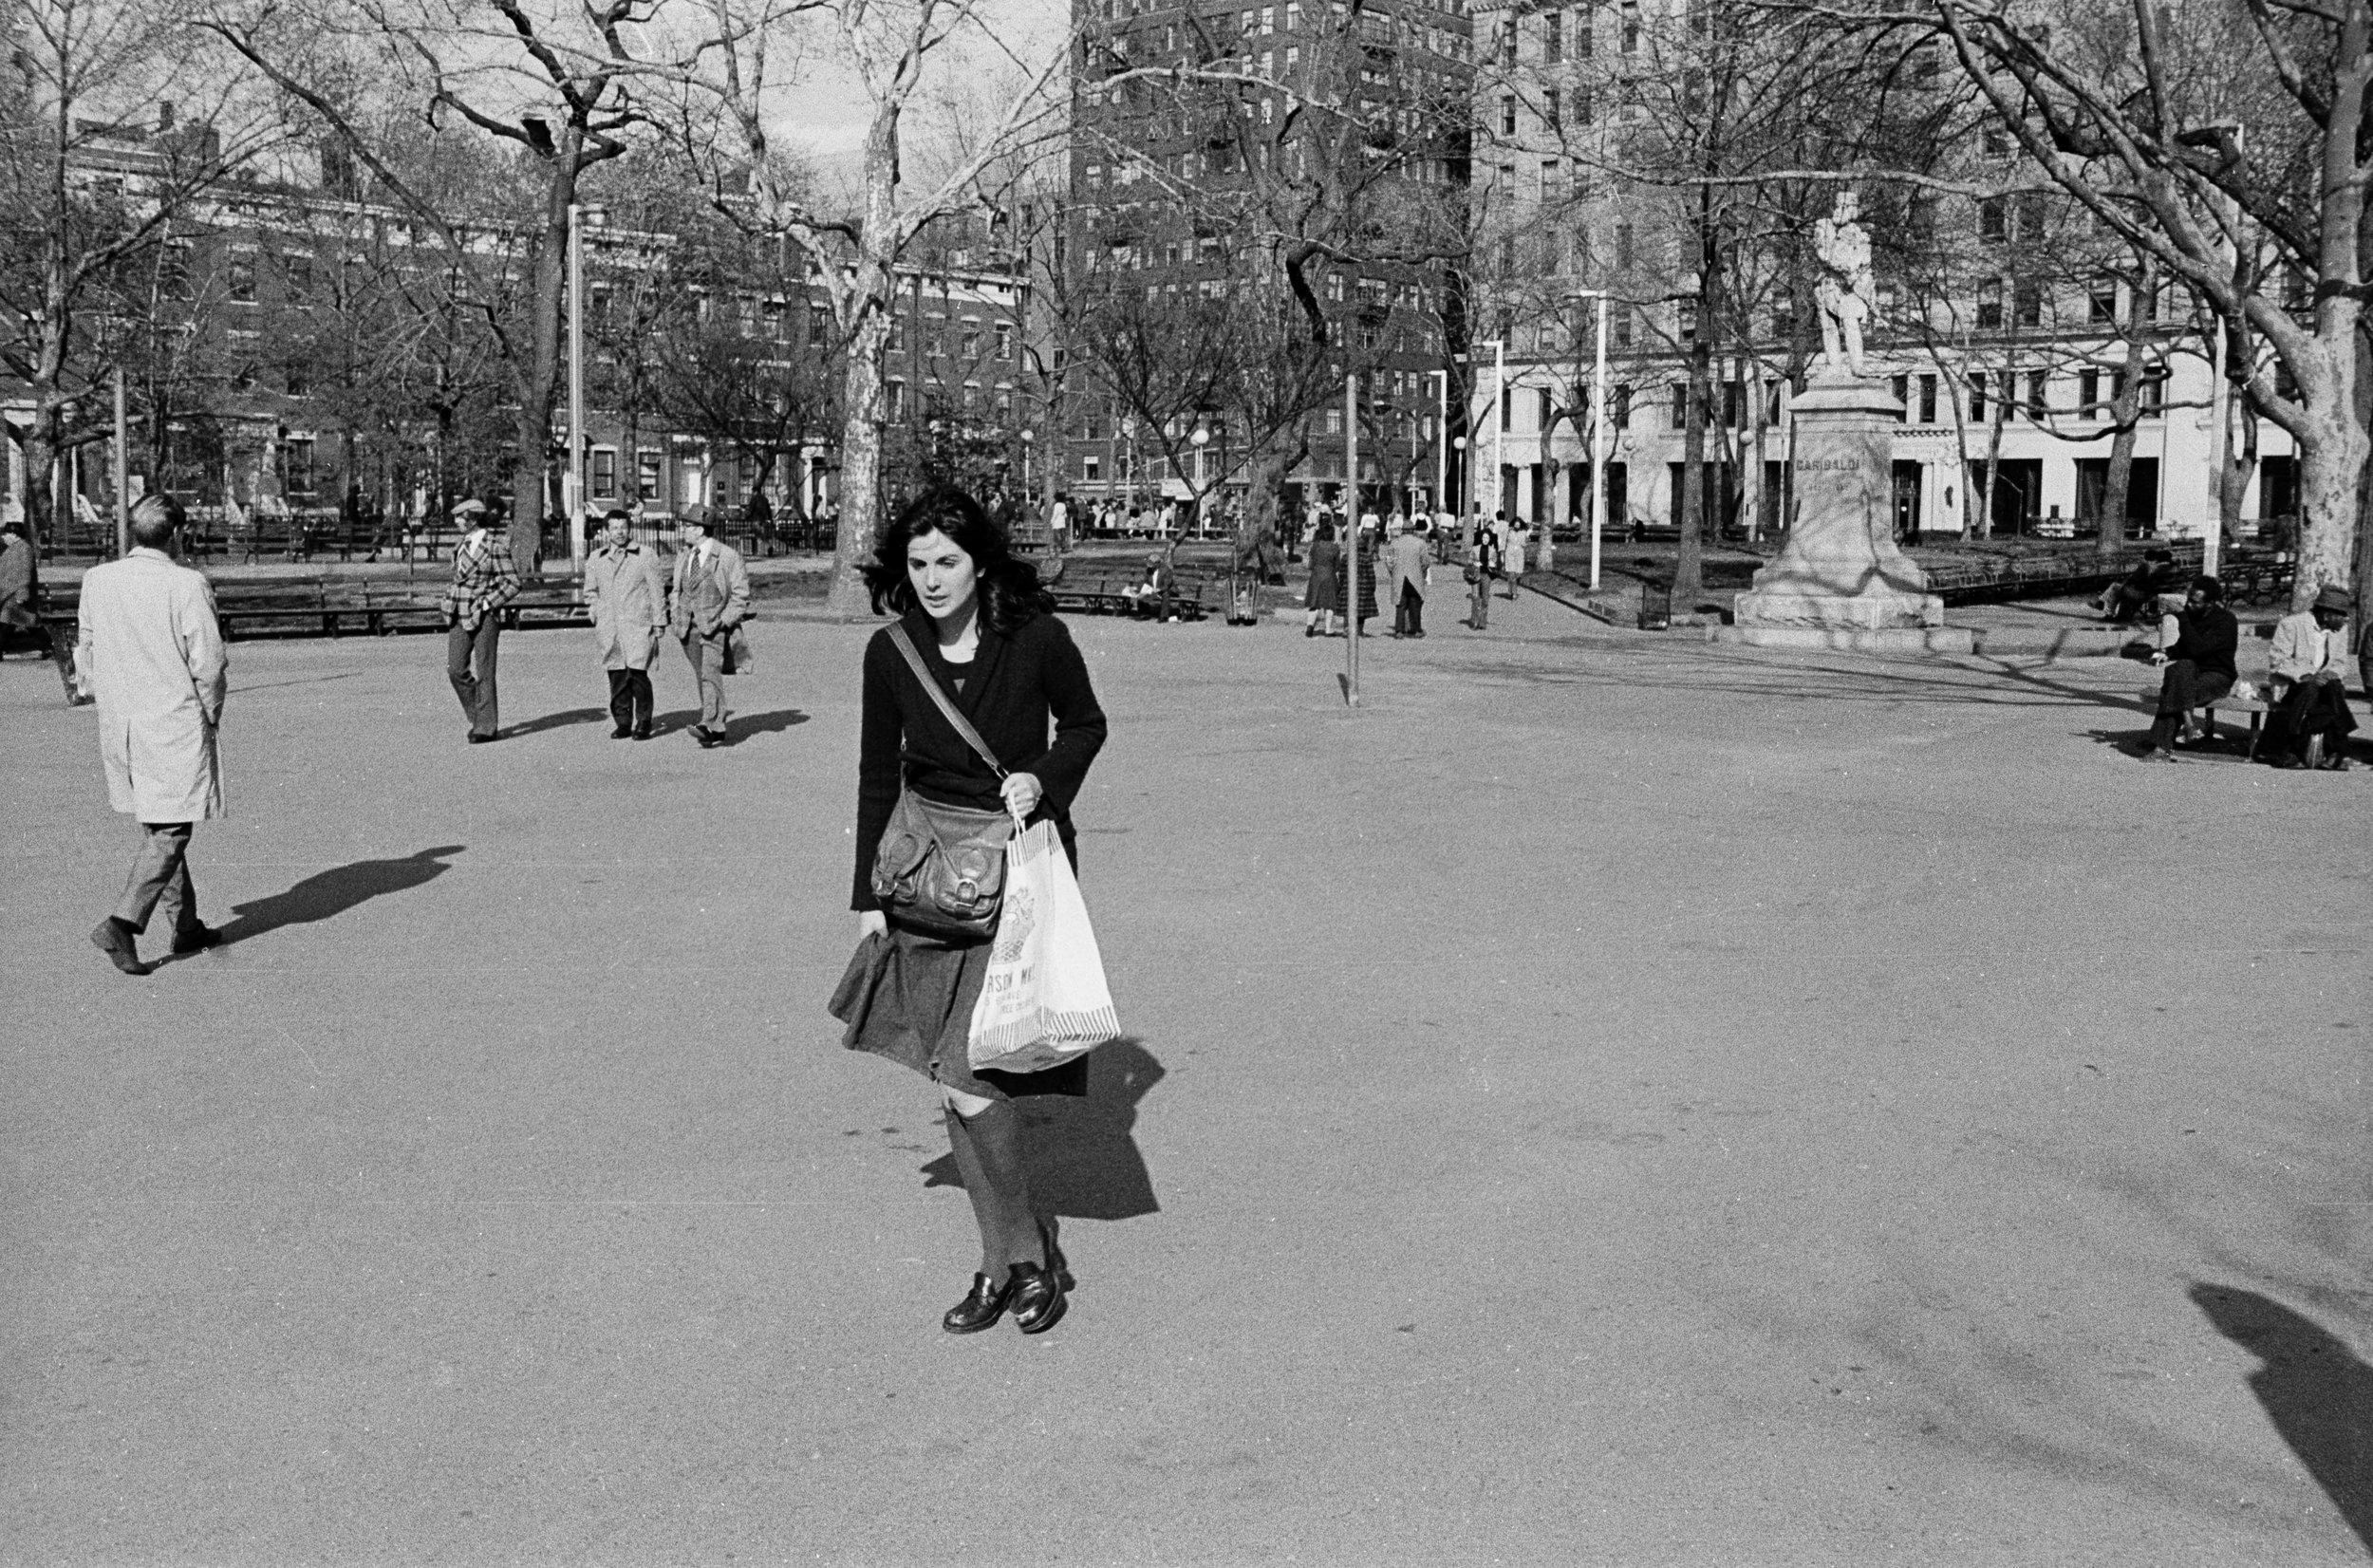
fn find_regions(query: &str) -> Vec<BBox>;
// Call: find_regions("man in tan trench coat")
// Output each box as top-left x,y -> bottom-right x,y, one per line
583,507 -> 667,739
76,495 -> 227,976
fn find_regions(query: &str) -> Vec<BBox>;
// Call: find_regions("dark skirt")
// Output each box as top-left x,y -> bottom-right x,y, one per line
830,921 -> 1090,1100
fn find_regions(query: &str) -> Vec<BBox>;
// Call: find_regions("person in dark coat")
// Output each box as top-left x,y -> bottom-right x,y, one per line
833,486 -> 1109,1336
1304,518 -> 1343,637
2142,574 -> 2237,762
1347,523 -> 1380,634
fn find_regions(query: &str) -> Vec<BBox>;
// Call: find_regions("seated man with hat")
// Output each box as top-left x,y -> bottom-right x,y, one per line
2264,583 -> 2359,770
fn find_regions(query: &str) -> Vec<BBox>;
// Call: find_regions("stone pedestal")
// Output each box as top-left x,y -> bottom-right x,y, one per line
1734,374 -> 1943,630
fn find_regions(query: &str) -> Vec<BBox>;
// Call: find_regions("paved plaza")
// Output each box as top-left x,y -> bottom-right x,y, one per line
2,588 -> 2366,1565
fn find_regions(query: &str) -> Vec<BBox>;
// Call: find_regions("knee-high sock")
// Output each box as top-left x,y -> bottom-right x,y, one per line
945,1102 -> 1044,1276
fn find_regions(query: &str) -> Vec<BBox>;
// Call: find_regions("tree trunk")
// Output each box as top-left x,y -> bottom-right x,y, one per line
2295,393 -> 2369,607
2100,345 -> 2145,558
1676,340 -> 1709,607
824,285 -> 892,618
507,144 -> 581,574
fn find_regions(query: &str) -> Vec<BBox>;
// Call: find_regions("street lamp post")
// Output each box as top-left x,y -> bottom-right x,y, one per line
1344,373 -> 1360,707
566,202 -> 605,572
1434,369 -> 1449,516
1019,428 -> 1034,504
1190,421 -> 1210,533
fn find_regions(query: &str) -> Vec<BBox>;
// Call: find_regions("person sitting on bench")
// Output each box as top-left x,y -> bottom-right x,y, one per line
1120,551 -> 1175,621
2264,584 -> 2359,770
2095,548 -> 2177,625
2142,575 -> 2236,763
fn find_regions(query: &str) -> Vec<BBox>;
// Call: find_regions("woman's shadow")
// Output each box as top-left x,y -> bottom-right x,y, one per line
205,845 -> 467,948
2191,1282 -> 2372,1551
921,1037 -> 1164,1221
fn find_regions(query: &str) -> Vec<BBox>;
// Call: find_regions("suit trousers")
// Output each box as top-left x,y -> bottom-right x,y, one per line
116,821 -> 199,937
682,632 -> 727,734
1394,583 -> 1425,636
2149,661 -> 2233,748
446,619 -> 500,737
1468,573 -> 1490,629
607,667 -> 654,734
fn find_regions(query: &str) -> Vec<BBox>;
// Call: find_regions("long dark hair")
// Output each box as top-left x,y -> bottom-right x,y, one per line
864,485 -> 1053,635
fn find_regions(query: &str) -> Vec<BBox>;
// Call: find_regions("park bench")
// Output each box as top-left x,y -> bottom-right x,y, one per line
33,576 -> 589,644
2137,622 -> 2292,759
1040,555 -> 1222,620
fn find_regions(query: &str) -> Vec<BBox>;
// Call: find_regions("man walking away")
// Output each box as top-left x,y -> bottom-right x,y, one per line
585,507 -> 668,739
2141,575 -> 2236,763
441,498 -> 519,743
76,495 -> 226,976
1389,520 -> 1430,638
667,503 -> 751,747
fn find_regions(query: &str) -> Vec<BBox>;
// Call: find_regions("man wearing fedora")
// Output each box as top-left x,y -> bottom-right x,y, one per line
584,507 -> 667,738
440,497 -> 520,743
76,495 -> 227,976
666,503 -> 750,747
2264,583 -> 2359,770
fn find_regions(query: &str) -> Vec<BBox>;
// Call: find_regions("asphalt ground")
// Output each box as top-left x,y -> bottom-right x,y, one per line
2,588 -> 2367,1566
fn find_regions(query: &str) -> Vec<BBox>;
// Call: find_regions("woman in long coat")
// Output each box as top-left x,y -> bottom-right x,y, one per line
1347,523 -> 1380,634
1304,518 -> 1342,636
833,487 -> 1109,1336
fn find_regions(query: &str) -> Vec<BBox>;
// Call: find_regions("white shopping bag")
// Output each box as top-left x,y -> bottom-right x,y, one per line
969,820 -> 1121,1073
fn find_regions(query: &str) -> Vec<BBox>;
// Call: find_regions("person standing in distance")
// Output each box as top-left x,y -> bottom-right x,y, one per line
666,503 -> 751,747
1388,516 -> 1431,637
837,487 -> 1108,1336
584,507 -> 668,739
77,495 -> 226,976
440,497 -> 519,743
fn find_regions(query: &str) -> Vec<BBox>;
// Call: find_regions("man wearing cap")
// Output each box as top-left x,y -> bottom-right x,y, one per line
440,497 -> 520,743
666,504 -> 750,746
2264,583 -> 2359,770
1387,517 -> 1431,637
584,508 -> 667,738
75,495 -> 226,976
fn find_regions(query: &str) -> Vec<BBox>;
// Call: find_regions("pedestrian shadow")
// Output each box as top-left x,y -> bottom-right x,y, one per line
651,707 -> 811,745
212,845 -> 467,946
920,1037 -> 1165,1222
499,707 -> 607,739
2190,1283 -> 2372,1551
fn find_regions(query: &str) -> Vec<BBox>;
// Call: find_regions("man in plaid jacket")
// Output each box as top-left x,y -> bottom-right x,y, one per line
441,498 -> 521,742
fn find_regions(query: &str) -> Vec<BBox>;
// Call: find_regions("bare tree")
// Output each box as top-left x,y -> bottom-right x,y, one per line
202,0 -> 653,568
0,0 -> 276,550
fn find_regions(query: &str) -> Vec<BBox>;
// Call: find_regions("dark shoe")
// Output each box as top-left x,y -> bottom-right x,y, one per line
610,726 -> 633,739
1008,1260 -> 1067,1335
692,728 -> 720,749
2272,753 -> 2308,770
2146,748 -> 2180,764
943,1271 -> 1015,1335
467,732 -> 496,744
90,918 -> 150,976
170,924 -> 224,955
1040,1221 -> 1074,1292
632,726 -> 653,741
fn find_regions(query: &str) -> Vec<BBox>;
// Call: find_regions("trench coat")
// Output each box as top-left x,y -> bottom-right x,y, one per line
73,548 -> 227,821
584,540 -> 668,670
1387,532 -> 1430,601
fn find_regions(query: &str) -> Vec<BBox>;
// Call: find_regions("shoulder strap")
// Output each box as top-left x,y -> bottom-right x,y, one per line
888,623 -> 1005,779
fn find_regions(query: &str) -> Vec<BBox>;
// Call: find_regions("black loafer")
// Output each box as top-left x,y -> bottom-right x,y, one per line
170,924 -> 224,955
90,918 -> 150,976
1008,1261 -> 1067,1335
610,726 -> 632,739
943,1272 -> 1014,1335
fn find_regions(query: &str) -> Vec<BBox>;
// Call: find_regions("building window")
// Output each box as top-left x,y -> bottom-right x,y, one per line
2088,284 -> 2116,325
638,453 -> 663,501
1615,222 -> 1634,268
2139,367 -> 2166,412
1976,278 -> 2002,330
887,380 -> 906,420
285,360 -> 309,397
1670,383 -> 1689,429
1543,87 -> 1560,130
1536,387 -> 1553,430
1619,2 -> 1640,52
1891,374 -> 1910,421
1969,372 -> 1988,421
1613,383 -> 1632,428
282,253 -> 312,300
227,254 -> 256,303
996,322 -> 1014,361
1500,96 -> 1516,136
1613,307 -> 1634,348
1084,454 -> 1101,481
2024,371 -> 2048,420
284,438 -> 315,494
2078,367 -> 2101,417
591,449 -> 617,497
1979,197 -> 2006,243
2014,279 -> 2042,327
1544,9 -> 1561,62
1918,374 -> 1937,423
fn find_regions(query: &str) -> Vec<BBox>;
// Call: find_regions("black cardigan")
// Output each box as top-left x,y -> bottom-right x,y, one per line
2167,605 -> 2239,681
852,607 -> 1109,911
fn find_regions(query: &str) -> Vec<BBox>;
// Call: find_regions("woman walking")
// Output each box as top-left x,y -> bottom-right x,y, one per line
836,487 -> 1109,1335
1305,518 -> 1343,636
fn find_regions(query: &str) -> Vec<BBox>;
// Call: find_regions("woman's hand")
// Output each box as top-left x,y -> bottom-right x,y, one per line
1000,771 -> 1043,825
858,909 -> 888,940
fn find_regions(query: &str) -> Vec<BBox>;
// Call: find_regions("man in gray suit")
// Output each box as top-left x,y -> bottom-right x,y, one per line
666,503 -> 751,747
